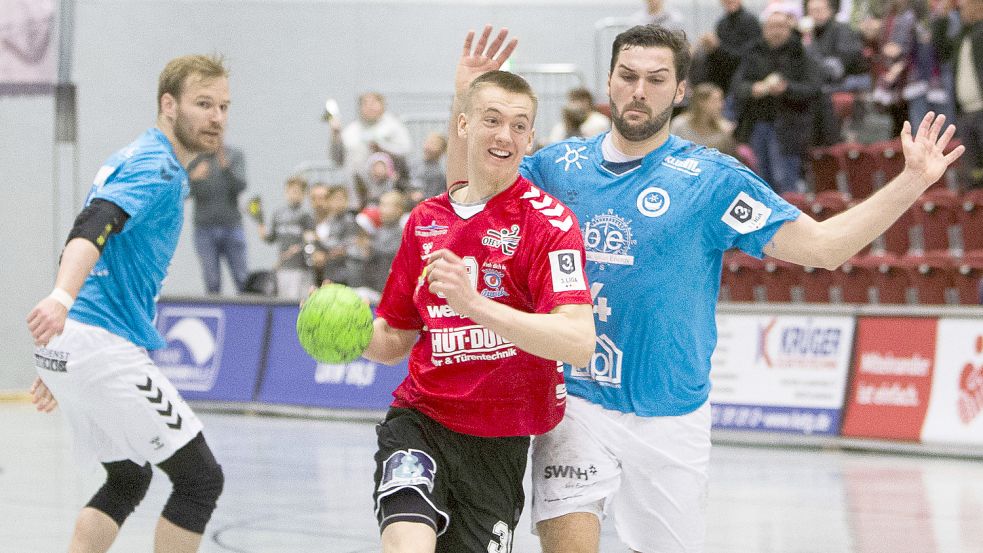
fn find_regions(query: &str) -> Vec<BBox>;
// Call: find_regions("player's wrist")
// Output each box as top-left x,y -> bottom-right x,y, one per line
48,287 -> 75,311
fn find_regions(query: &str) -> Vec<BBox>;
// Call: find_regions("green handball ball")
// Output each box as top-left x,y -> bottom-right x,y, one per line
296,284 -> 374,363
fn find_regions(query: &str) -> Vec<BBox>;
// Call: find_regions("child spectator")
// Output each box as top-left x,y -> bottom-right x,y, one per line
253,176 -> 315,300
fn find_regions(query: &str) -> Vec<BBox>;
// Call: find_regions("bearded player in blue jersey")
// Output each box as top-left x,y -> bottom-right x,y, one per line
449,26 -> 964,553
26,55 -> 230,553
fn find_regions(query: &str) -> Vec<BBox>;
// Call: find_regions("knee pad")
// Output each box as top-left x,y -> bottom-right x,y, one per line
86,460 -> 153,527
157,433 -> 224,534
378,488 -> 440,534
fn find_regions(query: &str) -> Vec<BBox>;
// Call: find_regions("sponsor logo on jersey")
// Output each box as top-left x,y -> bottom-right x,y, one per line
636,186 -> 671,217
571,333 -> 623,386
378,449 -> 437,493
415,220 -> 449,237
426,304 -> 465,318
662,155 -> 701,176
555,144 -> 589,171
542,464 -> 597,480
722,191 -> 772,234
34,347 -> 68,372
429,325 -> 517,365
482,224 -> 521,255
582,210 -> 636,267
549,250 -> 587,292
480,268 -> 509,298
152,307 -> 225,392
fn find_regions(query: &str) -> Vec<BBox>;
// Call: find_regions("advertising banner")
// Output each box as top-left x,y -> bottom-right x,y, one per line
258,305 -> 407,410
151,302 -> 269,402
921,318 -> 983,446
710,313 -> 854,435
841,317 -> 937,441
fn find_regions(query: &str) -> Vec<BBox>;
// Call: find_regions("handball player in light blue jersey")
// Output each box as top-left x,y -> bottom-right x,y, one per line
26,55 -> 230,553
449,25 -> 964,553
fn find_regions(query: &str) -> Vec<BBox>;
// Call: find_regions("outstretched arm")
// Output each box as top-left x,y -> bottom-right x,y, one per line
766,112 -> 965,269
446,25 -> 518,187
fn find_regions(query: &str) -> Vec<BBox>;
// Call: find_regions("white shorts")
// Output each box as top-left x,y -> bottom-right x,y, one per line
35,319 -> 203,466
531,395 -> 711,553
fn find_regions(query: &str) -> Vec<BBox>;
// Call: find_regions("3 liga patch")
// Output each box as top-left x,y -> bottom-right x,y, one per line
722,192 -> 772,234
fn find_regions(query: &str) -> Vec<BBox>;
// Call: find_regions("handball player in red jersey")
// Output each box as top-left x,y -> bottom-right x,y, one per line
360,64 -> 596,552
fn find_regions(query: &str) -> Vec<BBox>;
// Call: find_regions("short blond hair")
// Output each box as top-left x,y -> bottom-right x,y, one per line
157,54 -> 228,113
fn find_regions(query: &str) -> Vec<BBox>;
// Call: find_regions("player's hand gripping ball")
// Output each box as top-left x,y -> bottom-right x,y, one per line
296,284 -> 373,363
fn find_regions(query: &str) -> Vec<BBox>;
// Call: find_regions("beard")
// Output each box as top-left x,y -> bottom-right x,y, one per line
610,99 -> 674,142
173,106 -> 219,154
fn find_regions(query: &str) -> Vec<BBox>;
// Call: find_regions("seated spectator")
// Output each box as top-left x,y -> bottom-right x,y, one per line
732,1 -> 824,194
547,87 -> 612,143
358,151 -> 401,207
670,82 -> 738,156
253,176 -> 315,300
356,190 -> 409,299
309,183 -> 360,285
408,131 -> 448,203
329,91 -> 412,206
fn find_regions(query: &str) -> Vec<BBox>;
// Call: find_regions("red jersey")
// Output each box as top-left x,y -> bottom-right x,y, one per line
376,175 -> 592,437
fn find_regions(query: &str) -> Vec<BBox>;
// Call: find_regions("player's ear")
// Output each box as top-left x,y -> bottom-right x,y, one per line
527,128 -> 536,154
160,93 -> 177,119
457,112 -> 468,139
673,79 -> 687,106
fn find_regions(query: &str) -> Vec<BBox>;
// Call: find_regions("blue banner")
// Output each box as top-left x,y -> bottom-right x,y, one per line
258,305 -> 408,410
151,302 -> 268,402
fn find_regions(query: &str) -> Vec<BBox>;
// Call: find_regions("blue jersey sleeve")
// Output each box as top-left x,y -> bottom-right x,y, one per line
519,151 -> 546,186
705,161 -> 801,258
93,153 -> 182,228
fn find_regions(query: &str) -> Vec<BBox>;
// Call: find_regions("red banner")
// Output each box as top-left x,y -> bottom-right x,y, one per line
841,317 -> 937,441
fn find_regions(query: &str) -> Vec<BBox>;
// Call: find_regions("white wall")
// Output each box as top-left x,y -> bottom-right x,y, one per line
2,0 -> 738,390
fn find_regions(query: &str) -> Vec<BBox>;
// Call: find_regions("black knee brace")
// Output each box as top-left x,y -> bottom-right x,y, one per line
86,460 -> 153,527
157,433 -> 224,534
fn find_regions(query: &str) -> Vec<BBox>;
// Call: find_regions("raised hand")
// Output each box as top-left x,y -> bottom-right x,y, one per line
901,112 -> 965,190
455,25 -> 519,97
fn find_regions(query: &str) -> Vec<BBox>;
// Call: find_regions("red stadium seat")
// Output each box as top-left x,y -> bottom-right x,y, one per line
836,256 -> 874,303
720,250 -> 765,302
760,258 -> 800,302
841,144 -> 877,199
781,191 -> 812,213
867,139 -> 905,188
810,191 -> 850,221
808,145 -> 845,195
875,206 -> 917,255
914,189 -> 960,254
799,265 -> 836,303
901,253 -> 956,304
853,253 -> 910,304
954,252 -> 983,305
959,189 -> 983,254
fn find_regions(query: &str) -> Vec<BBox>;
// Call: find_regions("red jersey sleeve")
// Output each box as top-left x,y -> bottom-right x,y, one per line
375,210 -> 424,331
523,211 -> 592,314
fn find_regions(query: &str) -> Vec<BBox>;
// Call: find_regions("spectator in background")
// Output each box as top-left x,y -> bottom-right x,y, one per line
309,183 -> 360,285
357,190 -> 408,299
733,2 -> 824,193
690,0 -> 762,99
933,0 -> 983,188
329,91 -> 412,205
360,151 -> 402,207
254,175 -> 315,300
408,131 -> 448,203
547,87 -> 612,143
671,82 -> 739,156
187,142 -> 249,295
870,0 -> 920,136
629,0 -> 686,29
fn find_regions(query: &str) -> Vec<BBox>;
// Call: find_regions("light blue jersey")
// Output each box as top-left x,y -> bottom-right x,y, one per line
520,133 -> 800,416
70,128 -> 188,350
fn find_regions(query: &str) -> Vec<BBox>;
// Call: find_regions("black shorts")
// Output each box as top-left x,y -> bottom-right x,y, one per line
372,407 -> 529,553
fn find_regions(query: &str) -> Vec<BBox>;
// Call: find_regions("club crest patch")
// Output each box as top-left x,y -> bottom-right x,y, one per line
378,449 -> 437,493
